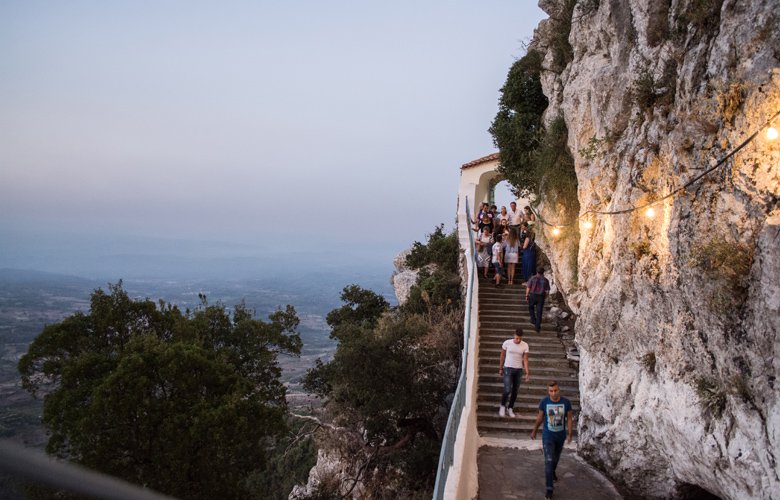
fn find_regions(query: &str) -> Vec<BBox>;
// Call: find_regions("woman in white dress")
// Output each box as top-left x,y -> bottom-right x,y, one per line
503,227 -> 521,285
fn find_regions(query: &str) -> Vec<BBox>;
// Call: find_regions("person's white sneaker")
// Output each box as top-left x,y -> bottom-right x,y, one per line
507,408 -> 515,418
498,405 -> 506,417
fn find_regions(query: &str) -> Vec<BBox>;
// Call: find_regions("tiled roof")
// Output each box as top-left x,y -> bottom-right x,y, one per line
461,152 -> 500,170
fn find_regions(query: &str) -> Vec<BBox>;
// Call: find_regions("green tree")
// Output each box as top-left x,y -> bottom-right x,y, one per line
18,282 -> 301,499
304,284 -> 461,496
405,224 -> 459,274
326,285 -> 389,340
489,50 -> 549,194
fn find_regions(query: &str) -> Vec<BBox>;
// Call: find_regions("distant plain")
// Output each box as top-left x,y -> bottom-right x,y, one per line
0,259 -> 395,448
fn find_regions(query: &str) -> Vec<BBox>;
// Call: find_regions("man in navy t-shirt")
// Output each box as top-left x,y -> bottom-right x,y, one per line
531,381 -> 573,499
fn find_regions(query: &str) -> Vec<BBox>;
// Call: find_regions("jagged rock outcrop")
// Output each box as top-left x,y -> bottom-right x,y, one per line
529,1 -> 780,498
391,248 -> 418,305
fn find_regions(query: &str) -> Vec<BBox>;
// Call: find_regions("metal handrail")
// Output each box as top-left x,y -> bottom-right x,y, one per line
0,440 -> 173,499
432,196 -> 476,499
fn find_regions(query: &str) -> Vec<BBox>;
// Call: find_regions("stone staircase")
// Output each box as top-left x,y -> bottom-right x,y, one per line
476,274 -> 580,439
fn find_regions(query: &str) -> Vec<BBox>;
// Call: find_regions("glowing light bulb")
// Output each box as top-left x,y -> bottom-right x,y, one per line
645,207 -> 656,219
583,220 -> 594,230
552,227 -> 561,237
768,126 -> 778,141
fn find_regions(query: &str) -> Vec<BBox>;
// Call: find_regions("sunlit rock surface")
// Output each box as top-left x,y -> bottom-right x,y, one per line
530,0 -> 780,498
391,248 -> 419,306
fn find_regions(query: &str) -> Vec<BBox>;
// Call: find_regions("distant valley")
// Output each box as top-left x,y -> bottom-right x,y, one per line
0,265 -> 395,448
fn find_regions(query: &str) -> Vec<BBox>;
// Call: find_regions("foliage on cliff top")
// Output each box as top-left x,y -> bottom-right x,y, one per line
405,223 -> 459,274
304,225 -> 462,497
18,282 -> 302,498
404,225 -> 462,314
490,50 -> 548,193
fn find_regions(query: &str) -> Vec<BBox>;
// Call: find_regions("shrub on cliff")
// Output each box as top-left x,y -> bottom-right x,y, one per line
490,49 -> 548,193
303,226 -> 462,496
405,223 -> 459,274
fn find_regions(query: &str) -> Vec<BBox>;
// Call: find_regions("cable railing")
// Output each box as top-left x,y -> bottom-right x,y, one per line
432,195 -> 476,500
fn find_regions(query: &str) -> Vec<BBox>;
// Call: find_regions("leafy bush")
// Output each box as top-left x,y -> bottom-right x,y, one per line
578,136 -> 609,161
640,352 -> 657,373
304,301 -> 461,497
404,268 -> 462,314
688,238 -> 754,311
549,0 -> 578,71
535,116 -> 580,220
675,0 -> 724,39
695,377 -> 726,418
405,224 -> 459,274
490,50 -> 548,194
716,82 -> 745,124
631,240 -> 652,260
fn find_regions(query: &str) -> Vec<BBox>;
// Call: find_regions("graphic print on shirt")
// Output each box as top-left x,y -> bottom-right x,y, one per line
545,403 -> 566,432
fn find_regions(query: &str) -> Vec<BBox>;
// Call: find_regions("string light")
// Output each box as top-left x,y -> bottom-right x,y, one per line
524,107 -> 780,231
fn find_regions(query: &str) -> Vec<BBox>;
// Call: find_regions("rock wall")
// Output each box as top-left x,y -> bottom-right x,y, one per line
391,248 -> 419,306
530,0 -> 780,498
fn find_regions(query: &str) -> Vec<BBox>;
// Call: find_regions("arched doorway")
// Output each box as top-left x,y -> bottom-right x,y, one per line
491,179 -> 516,212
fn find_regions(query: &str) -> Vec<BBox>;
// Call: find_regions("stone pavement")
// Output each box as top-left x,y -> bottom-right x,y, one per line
477,442 -> 623,499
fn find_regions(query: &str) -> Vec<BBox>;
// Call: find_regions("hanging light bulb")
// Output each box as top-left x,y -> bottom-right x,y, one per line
583,220 -> 594,230
551,227 -> 562,237
768,126 -> 778,141
645,207 -> 656,219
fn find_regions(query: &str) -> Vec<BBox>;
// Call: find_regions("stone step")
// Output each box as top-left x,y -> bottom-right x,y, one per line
478,291 -> 544,299
480,312 -> 551,318
477,401 -> 580,412
477,347 -> 566,358
477,427 -> 580,440
477,353 -> 568,364
478,299 -> 551,306
478,375 -> 577,388
479,296 -> 552,304
477,364 -> 577,376
480,325 -> 558,333
477,417 -> 537,435
476,392 -> 580,404
480,315 -> 552,322
478,331 -> 556,339
479,339 -> 564,350
478,380 -> 579,392
481,324 -> 557,331
479,364 -> 575,374
478,409 -> 536,420
478,337 -> 560,346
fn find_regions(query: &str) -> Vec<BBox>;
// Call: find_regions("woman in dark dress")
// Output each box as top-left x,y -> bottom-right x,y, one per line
520,228 -> 536,281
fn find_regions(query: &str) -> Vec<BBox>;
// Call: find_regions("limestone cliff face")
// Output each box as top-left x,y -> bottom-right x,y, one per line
530,0 -> 780,498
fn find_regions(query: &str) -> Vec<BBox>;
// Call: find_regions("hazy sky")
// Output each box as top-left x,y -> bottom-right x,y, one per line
0,1 -> 545,276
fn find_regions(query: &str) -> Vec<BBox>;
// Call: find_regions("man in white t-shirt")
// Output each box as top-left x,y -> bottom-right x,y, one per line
507,201 -> 524,231
498,328 -> 530,417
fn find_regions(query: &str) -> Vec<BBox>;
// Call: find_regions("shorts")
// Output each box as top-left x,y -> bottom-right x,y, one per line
493,262 -> 506,276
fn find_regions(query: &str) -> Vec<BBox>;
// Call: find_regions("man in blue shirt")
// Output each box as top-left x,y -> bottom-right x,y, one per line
530,381 -> 573,500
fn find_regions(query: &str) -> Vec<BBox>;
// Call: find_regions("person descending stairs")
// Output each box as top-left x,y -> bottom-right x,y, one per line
475,274 -> 580,439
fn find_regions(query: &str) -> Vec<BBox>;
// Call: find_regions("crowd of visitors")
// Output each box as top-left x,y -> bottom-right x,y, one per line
475,202 -> 570,500
473,202 -> 537,286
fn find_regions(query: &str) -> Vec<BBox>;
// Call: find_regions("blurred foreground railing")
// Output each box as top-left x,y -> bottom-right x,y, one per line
0,440 -> 172,500
432,196 -> 476,500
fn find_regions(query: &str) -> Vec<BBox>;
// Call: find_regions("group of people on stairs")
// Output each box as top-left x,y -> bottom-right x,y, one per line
472,201 -> 572,499
472,201 -> 537,286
